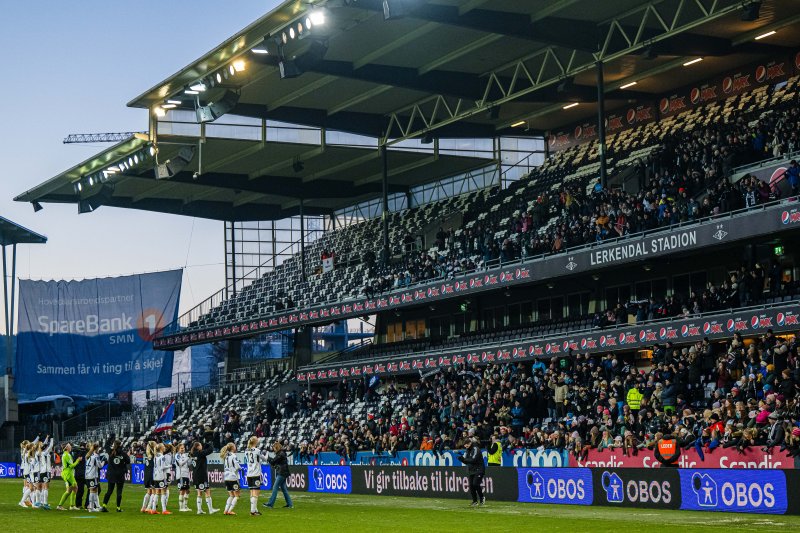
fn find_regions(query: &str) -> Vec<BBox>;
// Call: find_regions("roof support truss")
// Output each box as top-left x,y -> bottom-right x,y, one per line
384,0 -> 743,145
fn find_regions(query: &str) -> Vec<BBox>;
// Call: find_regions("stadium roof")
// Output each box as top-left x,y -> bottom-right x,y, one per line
127,0 -> 800,141
17,0 -> 800,220
14,133 -> 491,221
0,216 -> 47,246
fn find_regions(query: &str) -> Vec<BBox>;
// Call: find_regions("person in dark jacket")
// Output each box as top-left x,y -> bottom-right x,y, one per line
264,442 -> 293,509
102,440 -> 130,512
763,412 -> 785,451
73,443 -> 87,509
457,437 -> 485,506
661,378 -> 677,415
190,441 -> 219,515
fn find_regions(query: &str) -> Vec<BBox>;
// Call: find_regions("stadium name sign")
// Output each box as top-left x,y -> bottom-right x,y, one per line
589,231 -> 696,266
155,203 -> 795,350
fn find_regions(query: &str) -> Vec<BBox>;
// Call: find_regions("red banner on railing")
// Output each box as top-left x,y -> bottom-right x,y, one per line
568,447 -> 800,470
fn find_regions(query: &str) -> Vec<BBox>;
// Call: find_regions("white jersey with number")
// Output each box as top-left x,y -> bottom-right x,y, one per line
153,453 -> 168,481
37,440 -> 53,474
84,453 -> 103,479
164,452 -> 174,478
26,456 -> 37,478
175,452 -> 190,478
244,447 -> 269,479
223,454 -> 241,482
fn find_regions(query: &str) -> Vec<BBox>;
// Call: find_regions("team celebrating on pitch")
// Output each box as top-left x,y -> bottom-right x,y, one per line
17,435 -> 293,516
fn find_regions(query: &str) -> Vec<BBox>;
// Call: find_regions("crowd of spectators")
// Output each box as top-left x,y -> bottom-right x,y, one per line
593,261 -> 790,329
362,102 -> 800,297
291,329 -> 800,463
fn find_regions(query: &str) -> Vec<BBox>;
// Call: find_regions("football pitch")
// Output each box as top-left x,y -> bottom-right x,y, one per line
1,480 -> 798,532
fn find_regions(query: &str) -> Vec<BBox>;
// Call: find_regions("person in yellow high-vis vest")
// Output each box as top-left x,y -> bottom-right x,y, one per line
487,434 -> 502,467
626,384 -> 643,415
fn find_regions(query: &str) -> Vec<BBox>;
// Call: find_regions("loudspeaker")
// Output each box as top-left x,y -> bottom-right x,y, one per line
196,90 -> 240,123
279,40 -> 328,79
78,184 -> 114,214
279,60 -> 303,79
155,146 -> 196,180
383,0 -> 415,19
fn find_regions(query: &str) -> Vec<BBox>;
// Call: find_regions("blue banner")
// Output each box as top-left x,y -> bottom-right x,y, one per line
517,468 -> 593,505
15,270 -> 182,394
307,466 -> 352,494
238,465 -> 272,490
679,469 -> 787,514
0,463 -> 17,478
291,448 -> 569,468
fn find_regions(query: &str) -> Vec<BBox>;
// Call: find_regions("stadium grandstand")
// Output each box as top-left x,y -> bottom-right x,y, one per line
9,0 -> 800,521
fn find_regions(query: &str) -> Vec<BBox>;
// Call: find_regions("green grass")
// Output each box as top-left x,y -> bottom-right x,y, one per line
3,480 -> 799,532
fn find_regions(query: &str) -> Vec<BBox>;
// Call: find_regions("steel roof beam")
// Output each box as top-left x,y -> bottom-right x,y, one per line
384,0 -> 744,144
352,0 -> 599,51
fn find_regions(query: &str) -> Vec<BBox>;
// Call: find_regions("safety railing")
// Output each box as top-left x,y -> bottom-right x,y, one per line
163,196 -> 797,339
305,298 -> 799,372
730,149 -> 800,181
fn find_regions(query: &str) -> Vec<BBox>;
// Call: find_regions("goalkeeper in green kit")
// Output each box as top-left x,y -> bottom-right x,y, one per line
56,443 -> 81,510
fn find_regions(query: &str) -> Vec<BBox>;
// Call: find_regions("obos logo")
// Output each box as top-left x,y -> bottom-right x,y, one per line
681,470 -> 786,514
601,471 -> 673,506
602,472 -> 624,503
308,466 -> 351,494
518,468 -> 592,505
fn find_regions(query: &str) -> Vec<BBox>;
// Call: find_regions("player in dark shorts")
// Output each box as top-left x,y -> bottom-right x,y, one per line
190,441 -> 218,515
102,440 -> 130,512
141,441 -> 156,513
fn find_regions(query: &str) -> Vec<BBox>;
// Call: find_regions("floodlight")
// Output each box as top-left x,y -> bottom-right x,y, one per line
309,10 -> 325,26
